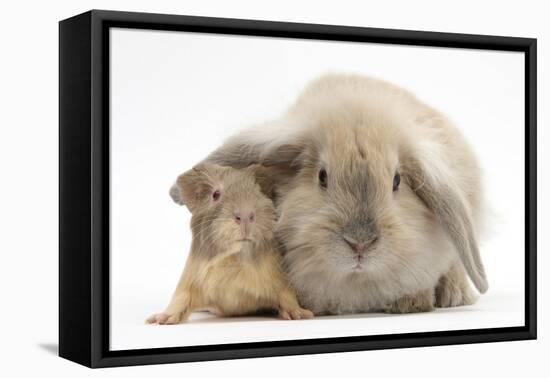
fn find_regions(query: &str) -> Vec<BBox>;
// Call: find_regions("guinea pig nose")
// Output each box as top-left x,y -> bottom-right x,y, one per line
234,211 -> 255,224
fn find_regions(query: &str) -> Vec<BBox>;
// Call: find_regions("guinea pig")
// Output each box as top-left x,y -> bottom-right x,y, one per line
146,163 -> 313,324
200,73 -> 488,315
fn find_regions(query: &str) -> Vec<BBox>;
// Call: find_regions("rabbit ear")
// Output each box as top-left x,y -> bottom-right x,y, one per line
171,163 -> 221,211
407,157 -> 488,294
204,120 -> 307,202
205,118 -> 307,169
243,164 -> 288,201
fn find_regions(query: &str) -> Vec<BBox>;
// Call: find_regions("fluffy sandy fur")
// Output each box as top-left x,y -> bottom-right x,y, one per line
205,74 -> 487,315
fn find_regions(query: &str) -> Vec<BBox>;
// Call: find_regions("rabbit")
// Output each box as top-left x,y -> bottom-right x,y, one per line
147,163 -> 313,324
192,73 -> 488,315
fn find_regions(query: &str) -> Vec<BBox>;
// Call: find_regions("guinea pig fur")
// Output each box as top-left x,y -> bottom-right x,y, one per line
147,163 -> 313,324
203,74 -> 488,315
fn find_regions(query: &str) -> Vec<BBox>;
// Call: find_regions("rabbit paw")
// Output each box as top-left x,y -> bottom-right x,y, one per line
145,311 -> 186,325
279,307 -> 314,320
384,290 -> 435,314
435,264 -> 478,307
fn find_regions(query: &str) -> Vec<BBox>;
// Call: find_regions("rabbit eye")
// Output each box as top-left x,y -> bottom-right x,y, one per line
212,190 -> 221,201
393,172 -> 401,192
318,169 -> 328,188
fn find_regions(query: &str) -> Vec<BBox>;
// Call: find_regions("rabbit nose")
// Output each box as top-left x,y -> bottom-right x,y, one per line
343,234 -> 378,255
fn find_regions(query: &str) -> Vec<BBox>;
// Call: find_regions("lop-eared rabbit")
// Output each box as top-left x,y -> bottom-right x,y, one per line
174,74 -> 488,315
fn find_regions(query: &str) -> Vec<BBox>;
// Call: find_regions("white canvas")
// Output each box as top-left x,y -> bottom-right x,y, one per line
109,27 -> 525,350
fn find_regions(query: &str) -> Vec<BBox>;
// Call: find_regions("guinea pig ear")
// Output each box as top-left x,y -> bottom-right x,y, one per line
407,157 -> 489,294
171,163 -> 220,211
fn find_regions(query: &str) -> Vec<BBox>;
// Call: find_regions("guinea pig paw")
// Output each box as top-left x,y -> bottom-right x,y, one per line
279,308 -> 314,320
278,309 -> 292,320
295,308 -> 314,319
145,312 -> 182,325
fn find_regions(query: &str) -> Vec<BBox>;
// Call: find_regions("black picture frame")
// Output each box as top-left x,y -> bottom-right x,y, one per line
59,9 -> 537,368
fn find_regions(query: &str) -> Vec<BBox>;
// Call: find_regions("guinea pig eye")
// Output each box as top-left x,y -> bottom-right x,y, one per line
393,172 -> 401,192
212,190 -> 221,201
318,168 -> 328,188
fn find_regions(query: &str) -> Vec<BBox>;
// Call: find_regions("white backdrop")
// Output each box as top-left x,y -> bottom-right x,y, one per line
110,28 -> 525,350
0,0 -> 547,377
